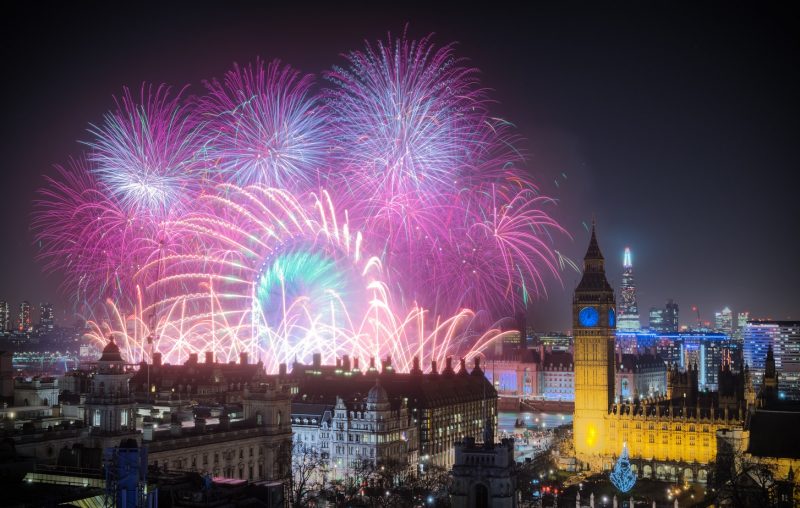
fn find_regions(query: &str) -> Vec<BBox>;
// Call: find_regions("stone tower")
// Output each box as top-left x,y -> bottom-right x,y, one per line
85,338 -> 138,449
572,223 -> 616,466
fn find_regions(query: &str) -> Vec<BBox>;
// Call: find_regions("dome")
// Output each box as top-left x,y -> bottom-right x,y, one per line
367,379 -> 388,404
99,339 -> 123,363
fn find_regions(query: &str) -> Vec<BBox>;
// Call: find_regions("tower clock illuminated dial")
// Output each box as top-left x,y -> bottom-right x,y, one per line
579,306 -> 599,327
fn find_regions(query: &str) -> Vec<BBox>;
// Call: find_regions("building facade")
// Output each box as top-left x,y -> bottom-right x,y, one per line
290,381 -> 418,482
617,247 -> 640,332
450,427 -> 517,508
17,301 -> 31,333
572,223 -> 617,462
744,320 -> 800,400
572,226 -> 746,475
0,300 -> 9,332
278,355 -> 497,471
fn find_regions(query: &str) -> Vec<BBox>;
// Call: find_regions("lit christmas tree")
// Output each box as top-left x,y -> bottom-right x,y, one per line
609,442 -> 637,493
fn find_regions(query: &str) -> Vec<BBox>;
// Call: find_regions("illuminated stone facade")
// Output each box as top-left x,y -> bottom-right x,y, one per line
572,225 -> 746,474
572,223 -> 617,463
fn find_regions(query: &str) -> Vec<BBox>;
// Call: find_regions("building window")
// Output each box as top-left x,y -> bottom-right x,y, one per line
93,409 -> 101,427
121,410 -> 128,427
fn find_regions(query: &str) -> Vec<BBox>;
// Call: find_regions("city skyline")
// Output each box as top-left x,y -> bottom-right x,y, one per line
1,3 -> 797,332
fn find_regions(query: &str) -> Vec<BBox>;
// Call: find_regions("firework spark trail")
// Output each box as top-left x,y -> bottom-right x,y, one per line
85,84 -> 203,218
199,59 -> 330,189
36,32 -> 570,372
32,157 -> 174,304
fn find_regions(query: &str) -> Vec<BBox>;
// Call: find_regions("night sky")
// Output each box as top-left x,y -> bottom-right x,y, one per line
1,2 -> 797,330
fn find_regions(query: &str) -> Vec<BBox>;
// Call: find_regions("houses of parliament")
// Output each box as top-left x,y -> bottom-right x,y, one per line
572,224 -> 756,481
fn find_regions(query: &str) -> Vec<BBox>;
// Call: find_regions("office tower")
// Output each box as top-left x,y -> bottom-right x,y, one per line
744,321 -> 800,400
664,299 -> 679,333
617,247 -> 640,331
0,301 -> 9,332
649,307 -> 665,333
18,301 -> 32,333
39,302 -> 54,332
715,307 -> 733,335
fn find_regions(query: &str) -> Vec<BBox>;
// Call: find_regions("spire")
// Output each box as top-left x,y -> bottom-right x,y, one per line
575,220 -> 614,295
584,221 -> 605,263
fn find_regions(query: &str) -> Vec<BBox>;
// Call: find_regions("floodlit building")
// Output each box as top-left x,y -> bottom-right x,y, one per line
572,224 -> 747,479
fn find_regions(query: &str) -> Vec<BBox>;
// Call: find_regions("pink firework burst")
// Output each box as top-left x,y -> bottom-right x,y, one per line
199,59 -> 330,189
85,84 -> 203,219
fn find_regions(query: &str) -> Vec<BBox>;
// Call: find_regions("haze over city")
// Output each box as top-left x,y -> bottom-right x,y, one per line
1,3 -> 797,331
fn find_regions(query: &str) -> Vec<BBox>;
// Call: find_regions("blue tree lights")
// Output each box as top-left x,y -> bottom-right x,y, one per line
609,442 -> 637,493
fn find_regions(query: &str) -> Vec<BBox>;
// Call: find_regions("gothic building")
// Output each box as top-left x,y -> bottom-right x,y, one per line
572,224 -> 747,480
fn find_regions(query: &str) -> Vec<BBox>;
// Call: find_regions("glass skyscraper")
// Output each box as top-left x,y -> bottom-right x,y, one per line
617,247 -> 640,331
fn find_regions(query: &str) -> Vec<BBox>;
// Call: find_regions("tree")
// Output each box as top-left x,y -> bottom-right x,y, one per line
609,443 -> 636,493
285,440 -> 326,508
710,433 -> 793,508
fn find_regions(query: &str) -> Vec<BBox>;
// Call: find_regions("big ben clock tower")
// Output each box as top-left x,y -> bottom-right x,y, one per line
572,222 -> 616,466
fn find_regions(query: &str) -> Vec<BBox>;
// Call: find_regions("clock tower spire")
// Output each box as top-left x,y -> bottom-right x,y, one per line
573,222 -> 616,466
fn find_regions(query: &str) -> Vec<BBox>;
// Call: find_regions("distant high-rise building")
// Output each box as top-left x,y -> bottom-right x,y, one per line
617,247 -> 640,331
715,307 -> 733,335
0,301 -> 9,332
733,311 -> 749,345
17,301 -> 32,333
744,321 -> 800,400
649,307 -> 665,333
39,302 -> 54,332
664,299 -> 679,333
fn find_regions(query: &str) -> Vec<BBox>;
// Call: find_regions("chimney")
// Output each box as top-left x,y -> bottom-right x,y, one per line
153,352 -> 162,367
188,353 -> 198,365
369,357 -> 377,372
278,363 -> 287,376
411,356 -> 421,375
460,358 -> 469,376
353,358 -> 360,371
205,351 -> 214,364
240,352 -> 248,365
313,353 -> 322,367
444,357 -> 454,375
431,360 -> 438,375
343,355 -> 351,371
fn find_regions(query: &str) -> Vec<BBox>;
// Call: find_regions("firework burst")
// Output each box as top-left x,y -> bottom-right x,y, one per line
199,59 -> 330,189
85,84 -> 202,218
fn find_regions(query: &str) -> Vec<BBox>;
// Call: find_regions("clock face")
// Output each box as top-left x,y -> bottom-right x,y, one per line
579,306 -> 599,327
608,308 -> 616,327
